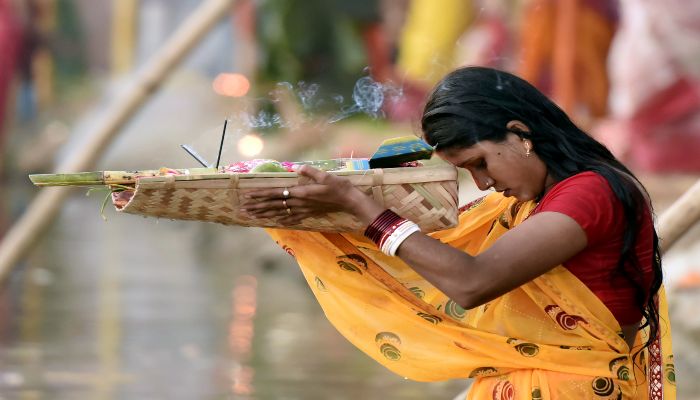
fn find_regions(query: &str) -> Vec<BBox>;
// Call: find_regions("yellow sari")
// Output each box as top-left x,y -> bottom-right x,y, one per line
266,193 -> 675,399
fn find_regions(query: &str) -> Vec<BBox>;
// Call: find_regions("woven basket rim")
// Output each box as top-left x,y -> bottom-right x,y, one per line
134,164 -> 457,184
115,164 -> 459,232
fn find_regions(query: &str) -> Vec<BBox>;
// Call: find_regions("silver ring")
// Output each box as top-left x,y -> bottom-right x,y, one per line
282,188 -> 290,198
286,207 -> 292,215
282,199 -> 288,208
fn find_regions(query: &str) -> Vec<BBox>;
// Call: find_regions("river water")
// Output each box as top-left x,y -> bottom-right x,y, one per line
0,191 -> 469,399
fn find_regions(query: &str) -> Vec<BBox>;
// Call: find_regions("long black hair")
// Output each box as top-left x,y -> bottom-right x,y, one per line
421,66 -> 662,357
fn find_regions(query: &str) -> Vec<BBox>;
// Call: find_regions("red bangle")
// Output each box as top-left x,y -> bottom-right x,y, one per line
364,211 -> 394,244
364,210 -> 405,247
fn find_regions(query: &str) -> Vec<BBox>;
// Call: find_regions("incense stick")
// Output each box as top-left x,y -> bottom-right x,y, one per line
215,119 -> 227,169
180,144 -> 210,167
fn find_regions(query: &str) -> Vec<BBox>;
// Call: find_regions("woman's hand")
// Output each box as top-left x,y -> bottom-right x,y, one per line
241,165 -> 384,226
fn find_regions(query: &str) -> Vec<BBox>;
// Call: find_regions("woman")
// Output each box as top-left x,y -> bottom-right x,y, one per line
243,67 -> 674,399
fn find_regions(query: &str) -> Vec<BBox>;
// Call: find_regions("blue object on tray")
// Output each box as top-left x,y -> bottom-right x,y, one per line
369,136 -> 434,168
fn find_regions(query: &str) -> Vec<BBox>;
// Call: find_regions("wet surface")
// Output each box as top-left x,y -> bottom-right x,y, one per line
0,194 -> 469,400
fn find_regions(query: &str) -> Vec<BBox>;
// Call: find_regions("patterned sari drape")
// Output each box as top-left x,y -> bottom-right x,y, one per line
266,193 -> 675,399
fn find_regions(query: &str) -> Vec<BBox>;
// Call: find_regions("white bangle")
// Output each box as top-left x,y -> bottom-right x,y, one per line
382,221 -> 420,256
380,219 -> 410,254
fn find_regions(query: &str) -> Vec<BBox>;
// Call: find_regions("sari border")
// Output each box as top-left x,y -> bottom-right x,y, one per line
649,295 -> 664,400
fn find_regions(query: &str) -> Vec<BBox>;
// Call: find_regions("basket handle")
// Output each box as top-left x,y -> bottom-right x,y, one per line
163,175 -> 176,188
371,169 -> 385,208
227,174 -> 240,188
228,174 -> 240,208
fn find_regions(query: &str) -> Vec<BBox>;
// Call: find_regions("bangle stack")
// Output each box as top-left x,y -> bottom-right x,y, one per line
364,210 -> 421,256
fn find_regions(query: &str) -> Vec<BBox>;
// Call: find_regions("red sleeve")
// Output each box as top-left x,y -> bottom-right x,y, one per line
536,172 -> 621,246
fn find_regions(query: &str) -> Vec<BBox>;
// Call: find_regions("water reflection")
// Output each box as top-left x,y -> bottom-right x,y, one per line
0,193 -> 468,399
229,275 -> 257,397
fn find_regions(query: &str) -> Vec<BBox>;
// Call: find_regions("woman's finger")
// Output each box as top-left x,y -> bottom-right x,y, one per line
244,207 -> 289,219
245,187 -> 295,200
296,165 -> 330,184
243,199 -> 288,211
279,211 -> 315,225
240,204 -> 315,221
243,209 -> 283,219
243,167 -> 330,200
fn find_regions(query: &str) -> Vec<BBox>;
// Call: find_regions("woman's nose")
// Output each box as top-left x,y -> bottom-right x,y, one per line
473,174 -> 494,191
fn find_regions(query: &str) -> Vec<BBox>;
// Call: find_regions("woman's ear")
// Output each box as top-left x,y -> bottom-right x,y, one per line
506,120 -> 530,134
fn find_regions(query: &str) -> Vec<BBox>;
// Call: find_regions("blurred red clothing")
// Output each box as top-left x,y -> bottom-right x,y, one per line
0,0 -> 23,133
597,0 -> 700,172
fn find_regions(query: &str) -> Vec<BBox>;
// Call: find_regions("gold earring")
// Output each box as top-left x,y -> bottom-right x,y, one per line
523,139 -> 532,157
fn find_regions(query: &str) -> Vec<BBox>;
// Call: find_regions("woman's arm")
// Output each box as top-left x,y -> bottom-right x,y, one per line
244,166 -> 588,309
393,211 -> 587,308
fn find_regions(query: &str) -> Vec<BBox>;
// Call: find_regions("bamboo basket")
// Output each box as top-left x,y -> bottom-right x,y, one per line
115,165 -> 458,232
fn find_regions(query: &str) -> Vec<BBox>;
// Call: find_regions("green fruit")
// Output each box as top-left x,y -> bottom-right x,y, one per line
250,161 -> 287,173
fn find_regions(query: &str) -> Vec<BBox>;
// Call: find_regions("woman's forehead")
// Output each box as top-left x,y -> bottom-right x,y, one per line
439,142 -> 492,158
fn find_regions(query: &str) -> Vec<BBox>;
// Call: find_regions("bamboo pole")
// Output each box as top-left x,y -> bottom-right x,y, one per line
28,169 -> 217,186
0,0 -> 237,284
659,179 -> 700,254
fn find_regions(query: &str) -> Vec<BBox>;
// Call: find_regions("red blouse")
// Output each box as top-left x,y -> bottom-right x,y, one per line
531,171 -> 654,325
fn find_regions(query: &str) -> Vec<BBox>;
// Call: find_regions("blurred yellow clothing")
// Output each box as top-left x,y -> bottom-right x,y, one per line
396,0 -> 473,87
266,193 -> 675,398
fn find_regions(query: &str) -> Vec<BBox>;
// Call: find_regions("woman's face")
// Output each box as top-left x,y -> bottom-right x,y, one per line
437,132 -> 553,202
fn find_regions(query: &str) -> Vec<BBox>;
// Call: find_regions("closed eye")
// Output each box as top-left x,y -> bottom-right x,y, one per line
457,156 -> 487,171
463,159 -> 486,170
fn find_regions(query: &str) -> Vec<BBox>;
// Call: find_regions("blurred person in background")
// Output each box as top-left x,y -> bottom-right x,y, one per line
383,0 -> 474,122
0,0 -> 85,238
516,0 -> 619,127
0,0 -> 24,154
0,0 -> 26,236
1,0 -> 84,173
381,0 -> 620,127
384,0 -> 523,122
594,0 -> 700,173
